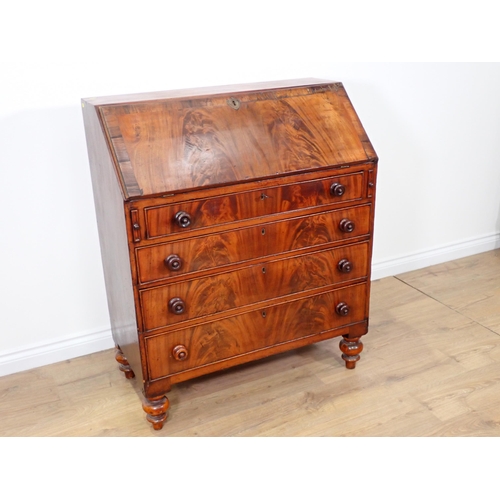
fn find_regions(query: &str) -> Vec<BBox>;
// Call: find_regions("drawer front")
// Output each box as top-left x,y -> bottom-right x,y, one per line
144,172 -> 364,238
137,204 -> 371,284
140,242 -> 369,331
145,282 -> 368,380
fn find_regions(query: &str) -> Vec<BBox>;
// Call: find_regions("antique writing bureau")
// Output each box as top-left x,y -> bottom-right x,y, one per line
82,79 -> 378,430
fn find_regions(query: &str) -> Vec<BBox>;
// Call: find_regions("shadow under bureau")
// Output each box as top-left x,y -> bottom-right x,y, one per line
82,78 -> 378,430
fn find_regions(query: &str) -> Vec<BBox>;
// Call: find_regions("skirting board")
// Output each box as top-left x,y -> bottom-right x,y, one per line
371,231 -> 500,281
0,327 -> 114,378
1,232 -> 499,378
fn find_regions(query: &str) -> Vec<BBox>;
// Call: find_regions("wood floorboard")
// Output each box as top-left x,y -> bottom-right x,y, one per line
1,249 -> 500,436
398,249 -> 500,334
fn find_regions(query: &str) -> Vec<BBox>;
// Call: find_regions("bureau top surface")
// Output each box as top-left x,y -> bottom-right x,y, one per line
83,78 -> 376,199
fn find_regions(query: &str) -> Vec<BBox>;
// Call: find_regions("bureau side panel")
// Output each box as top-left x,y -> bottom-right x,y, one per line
82,101 -> 142,379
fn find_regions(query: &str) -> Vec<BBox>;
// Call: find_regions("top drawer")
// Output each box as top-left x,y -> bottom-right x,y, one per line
144,171 -> 364,239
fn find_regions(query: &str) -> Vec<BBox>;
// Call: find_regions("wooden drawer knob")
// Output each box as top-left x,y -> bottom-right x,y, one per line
172,345 -> 188,361
336,302 -> 350,316
164,254 -> 183,271
169,297 -> 186,315
337,259 -> 353,273
330,182 -> 346,197
339,218 -> 355,233
174,211 -> 192,228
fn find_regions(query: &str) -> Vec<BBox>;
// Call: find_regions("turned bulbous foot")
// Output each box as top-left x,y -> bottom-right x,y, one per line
339,335 -> 363,369
142,395 -> 170,430
114,346 -> 135,379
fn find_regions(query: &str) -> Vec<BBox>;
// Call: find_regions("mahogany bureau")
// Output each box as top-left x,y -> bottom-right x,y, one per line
82,78 -> 378,430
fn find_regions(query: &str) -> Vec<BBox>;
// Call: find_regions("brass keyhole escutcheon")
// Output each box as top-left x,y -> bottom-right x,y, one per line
227,97 -> 241,110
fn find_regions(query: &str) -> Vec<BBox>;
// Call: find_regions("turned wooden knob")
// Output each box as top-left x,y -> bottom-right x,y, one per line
172,345 -> 188,361
330,182 -> 346,197
169,297 -> 186,315
339,218 -> 355,233
174,211 -> 192,228
337,259 -> 353,273
164,254 -> 183,271
336,302 -> 350,316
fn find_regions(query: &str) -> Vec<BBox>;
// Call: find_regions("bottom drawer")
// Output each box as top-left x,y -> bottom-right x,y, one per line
145,282 -> 368,381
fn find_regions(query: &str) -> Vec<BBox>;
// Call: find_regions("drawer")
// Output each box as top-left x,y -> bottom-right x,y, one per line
136,204 -> 371,284
145,282 -> 368,380
140,242 -> 369,331
144,172 -> 364,239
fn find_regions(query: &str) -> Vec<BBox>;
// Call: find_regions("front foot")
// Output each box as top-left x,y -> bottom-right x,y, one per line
142,395 -> 170,431
339,335 -> 364,369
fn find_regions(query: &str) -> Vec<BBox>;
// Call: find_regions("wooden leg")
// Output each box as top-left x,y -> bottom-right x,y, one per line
114,345 -> 135,379
339,335 -> 364,369
142,395 -> 170,431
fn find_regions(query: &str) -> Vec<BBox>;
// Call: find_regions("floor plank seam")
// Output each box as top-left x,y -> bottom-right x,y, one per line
394,276 -> 500,338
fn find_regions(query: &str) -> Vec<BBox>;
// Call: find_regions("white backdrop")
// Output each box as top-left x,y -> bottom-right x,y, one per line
1,2 -> 500,375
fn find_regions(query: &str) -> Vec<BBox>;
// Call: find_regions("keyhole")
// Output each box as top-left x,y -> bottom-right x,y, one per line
261,228 -> 266,235
262,267 -> 266,274
262,311 -> 266,318
227,97 -> 240,110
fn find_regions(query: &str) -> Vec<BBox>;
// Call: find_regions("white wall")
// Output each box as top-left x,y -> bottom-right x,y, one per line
1,2 -> 500,376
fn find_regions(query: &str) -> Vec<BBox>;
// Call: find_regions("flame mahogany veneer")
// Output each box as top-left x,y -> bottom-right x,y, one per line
82,79 -> 378,430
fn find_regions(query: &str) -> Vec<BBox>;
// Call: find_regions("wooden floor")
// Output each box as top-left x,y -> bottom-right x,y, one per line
1,249 -> 500,437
